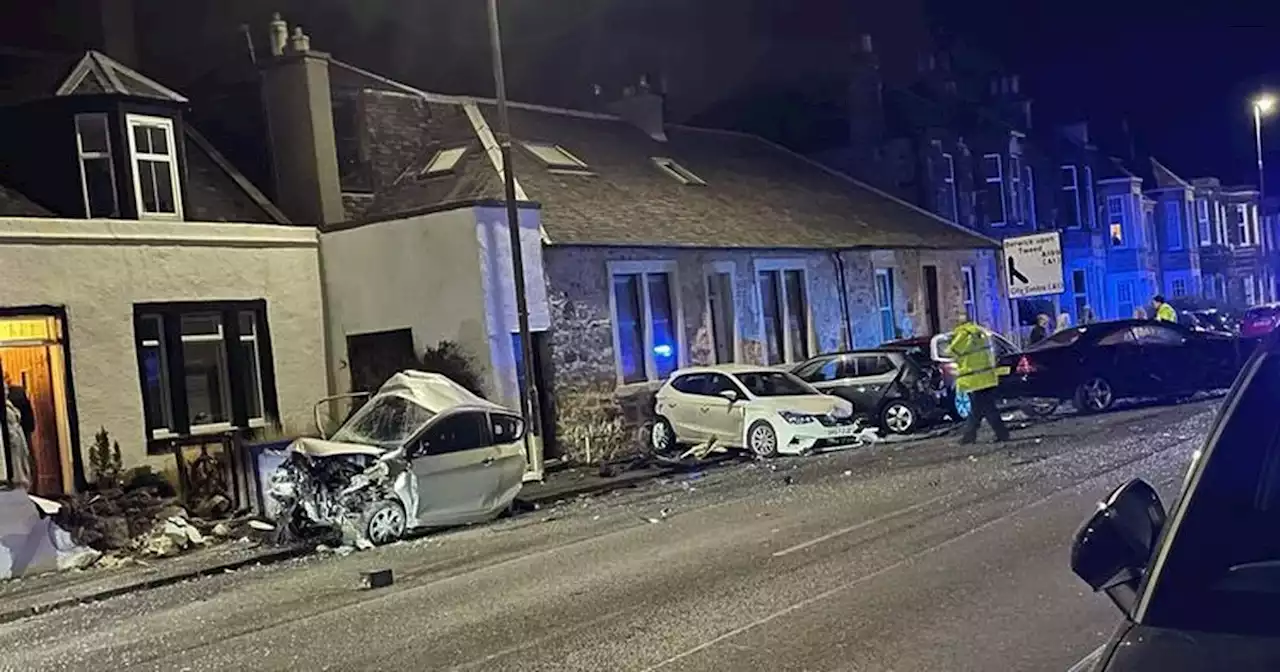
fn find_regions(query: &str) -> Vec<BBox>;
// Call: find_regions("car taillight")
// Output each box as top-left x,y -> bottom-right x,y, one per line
1016,356 -> 1036,374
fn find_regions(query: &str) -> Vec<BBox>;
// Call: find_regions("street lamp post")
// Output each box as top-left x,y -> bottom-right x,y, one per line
1253,95 -> 1275,200
486,0 -> 542,476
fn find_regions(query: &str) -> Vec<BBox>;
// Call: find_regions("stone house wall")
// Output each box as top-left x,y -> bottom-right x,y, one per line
541,244 -> 1000,461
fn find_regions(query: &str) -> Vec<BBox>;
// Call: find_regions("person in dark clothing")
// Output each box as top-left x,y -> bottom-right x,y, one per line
4,378 -> 34,453
1027,313 -> 1051,346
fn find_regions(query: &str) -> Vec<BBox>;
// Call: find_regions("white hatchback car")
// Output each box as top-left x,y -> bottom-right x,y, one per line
652,365 -> 860,458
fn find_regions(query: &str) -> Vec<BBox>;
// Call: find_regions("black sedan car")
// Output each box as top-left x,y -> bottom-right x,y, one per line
1068,325 -> 1280,670
997,320 -> 1244,414
790,347 -> 949,434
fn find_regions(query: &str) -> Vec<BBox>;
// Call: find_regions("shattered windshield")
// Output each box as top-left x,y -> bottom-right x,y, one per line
331,394 -> 437,448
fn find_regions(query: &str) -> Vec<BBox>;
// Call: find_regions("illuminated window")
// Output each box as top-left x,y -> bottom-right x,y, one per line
608,261 -> 680,383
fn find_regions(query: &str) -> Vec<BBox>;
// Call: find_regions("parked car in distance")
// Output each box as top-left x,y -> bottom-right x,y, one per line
268,371 -> 527,545
883,332 -> 1051,420
789,347 -> 948,435
1067,329 -> 1280,671
1183,308 -> 1237,335
652,365 -> 860,458
997,320 -> 1242,415
1239,304 -> 1280,340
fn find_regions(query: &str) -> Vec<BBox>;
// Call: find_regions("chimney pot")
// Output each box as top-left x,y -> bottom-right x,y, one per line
290,26 -> 311,53
859,34 -> 873,53
1010,75 -> 1021,95
269,12 -> 288,57
638,74 -> 650,92
592,84 -> 602,97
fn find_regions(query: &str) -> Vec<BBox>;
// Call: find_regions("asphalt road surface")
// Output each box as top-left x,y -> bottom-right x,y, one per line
0,399 -> 1220,672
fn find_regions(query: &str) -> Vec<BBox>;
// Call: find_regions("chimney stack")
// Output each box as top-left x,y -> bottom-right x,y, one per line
608,74 -> 666,141
98,0 -> 139,68
260,13 -> 343,225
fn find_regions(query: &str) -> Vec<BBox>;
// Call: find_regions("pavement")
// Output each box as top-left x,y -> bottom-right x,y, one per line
0,398 -> 1218,671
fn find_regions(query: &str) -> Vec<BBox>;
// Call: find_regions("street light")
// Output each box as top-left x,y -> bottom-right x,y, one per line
1253,94 -> 1275,199
487,0 -> 542,476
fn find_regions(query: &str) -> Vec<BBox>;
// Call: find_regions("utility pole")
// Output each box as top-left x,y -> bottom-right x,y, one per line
486,0 -> 542,476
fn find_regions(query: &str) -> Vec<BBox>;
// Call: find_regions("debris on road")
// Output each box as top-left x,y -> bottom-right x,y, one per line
360,568 -> 394,589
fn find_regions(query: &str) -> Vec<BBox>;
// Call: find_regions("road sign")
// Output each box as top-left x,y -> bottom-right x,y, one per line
1003,232 -> 1064,299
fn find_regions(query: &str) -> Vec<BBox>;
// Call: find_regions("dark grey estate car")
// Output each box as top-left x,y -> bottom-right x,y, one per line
789,346 -> 948,435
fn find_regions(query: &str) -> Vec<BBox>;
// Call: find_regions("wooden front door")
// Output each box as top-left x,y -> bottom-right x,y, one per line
0,345 -> 62,494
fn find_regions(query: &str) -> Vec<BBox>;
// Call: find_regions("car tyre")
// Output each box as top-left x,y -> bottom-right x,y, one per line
362,499 -> 407,546
1074,376 -> 1115,414
747,420 -> 779,458
880,400 -> 919,435
650,416 -> 678,456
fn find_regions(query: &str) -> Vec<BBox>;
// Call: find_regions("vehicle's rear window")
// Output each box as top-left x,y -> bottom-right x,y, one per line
1245,306 -> 1279,320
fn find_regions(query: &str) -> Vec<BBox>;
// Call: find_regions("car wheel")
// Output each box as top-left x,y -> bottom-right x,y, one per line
363,499 -> 407,546
880,401 -> 919,435
651,416 -> 677,455
1074,377 -> 1115,414
747,420 -> 779,458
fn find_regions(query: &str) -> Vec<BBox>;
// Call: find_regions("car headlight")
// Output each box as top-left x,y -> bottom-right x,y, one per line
779,411 -> 816,425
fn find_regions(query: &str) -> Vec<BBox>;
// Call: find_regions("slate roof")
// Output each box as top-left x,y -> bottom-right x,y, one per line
0,49 -> 285,223
479,103 -> 993,249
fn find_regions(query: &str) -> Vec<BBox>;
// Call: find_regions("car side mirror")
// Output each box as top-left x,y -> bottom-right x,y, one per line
718,389 -> 740,402
1070,478 -> 1166,617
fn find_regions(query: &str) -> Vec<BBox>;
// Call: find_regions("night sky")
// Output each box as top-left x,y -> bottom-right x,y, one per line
931,0 -> 1280,187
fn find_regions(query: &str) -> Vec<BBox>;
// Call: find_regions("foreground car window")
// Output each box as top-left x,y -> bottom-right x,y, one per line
1144,351 -> 1280,635
332,394 -> 437,448
735,371 -> 815,397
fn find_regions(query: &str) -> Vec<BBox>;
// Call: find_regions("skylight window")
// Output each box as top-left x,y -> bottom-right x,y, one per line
652,157 -> 706,186
420,147 -> 467,177
523,143 -> 590,171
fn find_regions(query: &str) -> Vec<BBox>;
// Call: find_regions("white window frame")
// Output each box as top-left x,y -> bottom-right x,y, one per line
1008,155 -> 1023,225
1237,204 -> 1251,246
960,265 -> 977,322
1165,201 -> 1183,250
1117,281 -> 1134,319
983,153 -> 1007,226
941,153 -> 958,223
652,157 -> 706,186
606,260 -> 684,384
125,113 -> 183,220
179,314 -> 235,436
874,267 -> 897,342
1245,274 -> 1257,306
523,142 -> 591,172
1071,268 -> 1089,318
703,261 -> 740,364
1172,278 -> 1187,298
238,311 -> 267,428
1196,198 -> 1211,246
1107,195 -> 1127,248
138,315 -> 174,437
74,113 -> 118,218
1084,166 -> 1097,229
1061,165 -> 1081,229
1215,201 -> 1228,246
754,259 -> 813,365
420,147 -> 467,177
1251,203 -> 1261,249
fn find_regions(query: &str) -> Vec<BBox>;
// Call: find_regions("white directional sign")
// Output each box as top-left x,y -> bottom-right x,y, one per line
1002,232 -> 1064,299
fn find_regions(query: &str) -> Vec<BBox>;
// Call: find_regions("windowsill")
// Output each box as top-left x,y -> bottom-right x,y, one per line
138,212 -> 183,221
147,421 -> 260,454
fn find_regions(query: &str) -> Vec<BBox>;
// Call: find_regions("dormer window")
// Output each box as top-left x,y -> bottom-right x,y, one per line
523,143 -> 591,173
75,113 -> 119,218
652,157 -> 705,185
126,114 -> 182,219
420,147 -> 467,178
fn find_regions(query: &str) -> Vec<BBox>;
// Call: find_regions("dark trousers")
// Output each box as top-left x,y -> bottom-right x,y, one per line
960,387 -> 1009,444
